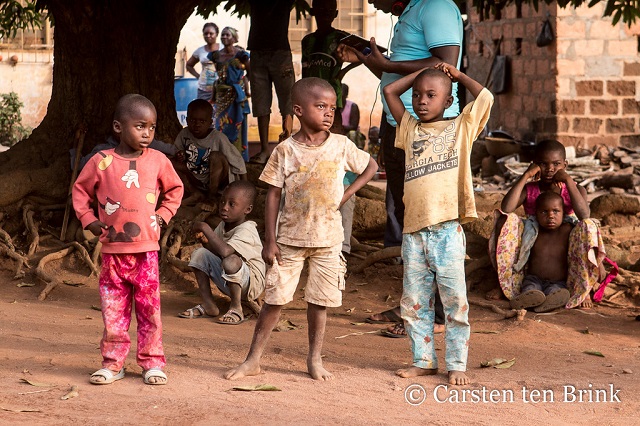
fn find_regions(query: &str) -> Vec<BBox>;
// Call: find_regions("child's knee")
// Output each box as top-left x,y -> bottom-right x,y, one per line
222,254 -> 242,275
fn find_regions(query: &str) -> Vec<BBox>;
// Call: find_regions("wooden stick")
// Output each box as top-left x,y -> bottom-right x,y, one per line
23,206 -> 39,256
61,125 -> 87,241
37,246 -> 74,301
469,299 -> 526,320
351,246 -> 401,274
69,241 -> 100,276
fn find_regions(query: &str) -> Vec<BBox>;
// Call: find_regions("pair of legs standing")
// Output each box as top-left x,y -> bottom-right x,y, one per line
93,252 -> 166,385
249,50 -> 295,164
226,243 -> 345,381
397,221 -> 471,385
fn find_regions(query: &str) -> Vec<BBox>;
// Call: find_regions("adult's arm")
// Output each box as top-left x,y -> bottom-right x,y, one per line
186,55 -> 200,78
337,41 -> 459,79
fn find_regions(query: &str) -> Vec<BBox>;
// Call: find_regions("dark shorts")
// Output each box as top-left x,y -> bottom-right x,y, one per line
521,275 -> 567,296
249,50 -> 294,117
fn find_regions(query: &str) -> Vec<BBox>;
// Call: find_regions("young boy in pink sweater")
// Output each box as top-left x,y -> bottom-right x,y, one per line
73,94 -> 183,386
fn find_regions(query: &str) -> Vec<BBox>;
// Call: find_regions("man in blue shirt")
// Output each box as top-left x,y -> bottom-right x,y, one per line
337,0 -> 463,336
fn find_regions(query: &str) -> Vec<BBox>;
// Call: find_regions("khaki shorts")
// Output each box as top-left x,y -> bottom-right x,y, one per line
264,243 -> 346,308
249,50 -> 294,117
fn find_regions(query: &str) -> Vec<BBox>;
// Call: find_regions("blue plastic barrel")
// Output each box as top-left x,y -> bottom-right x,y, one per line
174,77 -> 198,126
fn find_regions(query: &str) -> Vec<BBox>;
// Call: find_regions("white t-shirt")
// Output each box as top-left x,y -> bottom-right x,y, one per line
191,46 -> 218,92
395,88 -> 494,233
260,133 -> 371,247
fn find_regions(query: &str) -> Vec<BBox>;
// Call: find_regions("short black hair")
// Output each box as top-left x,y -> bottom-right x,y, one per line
535,190 -> 564,211
226,180 -> 257,204
291,77 -> 335,105
114,94 -> 156,121
534,139 -> 566,161
341,83 -> 349,99
202,22 -> 219,34
187,99 -> 213,116
414,68 -> 452,96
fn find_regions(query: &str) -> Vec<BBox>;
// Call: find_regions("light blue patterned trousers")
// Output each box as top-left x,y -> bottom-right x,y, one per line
401,220 -> 470,372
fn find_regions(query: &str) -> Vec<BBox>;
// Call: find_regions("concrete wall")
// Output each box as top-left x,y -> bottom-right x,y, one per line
0,49 -> 53,130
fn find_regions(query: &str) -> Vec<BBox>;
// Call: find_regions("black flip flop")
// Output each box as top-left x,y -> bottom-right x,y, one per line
365,308 -> 402,324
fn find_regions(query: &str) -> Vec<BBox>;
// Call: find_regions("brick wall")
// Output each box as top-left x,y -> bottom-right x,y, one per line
466,1 -> 640,149
465,1 -> 557,143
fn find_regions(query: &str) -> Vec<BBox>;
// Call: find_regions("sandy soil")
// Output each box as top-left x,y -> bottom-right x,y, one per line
1,251 -> 639,426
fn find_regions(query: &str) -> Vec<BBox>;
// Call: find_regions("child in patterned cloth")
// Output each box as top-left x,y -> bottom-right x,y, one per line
73,94 -> 183,386
489,139 -> 606,310
383,63 -> 493,385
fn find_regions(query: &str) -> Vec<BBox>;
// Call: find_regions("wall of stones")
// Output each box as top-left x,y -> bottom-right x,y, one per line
465,1 -> 640,149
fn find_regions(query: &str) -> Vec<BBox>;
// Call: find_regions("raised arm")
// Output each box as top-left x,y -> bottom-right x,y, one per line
435,63 -> 483,99
553,169 -> 590,219
501,163 -> 539,213
337,41 -> 459,81
382,67 -> 427,125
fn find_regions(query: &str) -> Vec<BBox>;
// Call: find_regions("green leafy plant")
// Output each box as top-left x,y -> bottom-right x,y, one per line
0,92 -> 30,147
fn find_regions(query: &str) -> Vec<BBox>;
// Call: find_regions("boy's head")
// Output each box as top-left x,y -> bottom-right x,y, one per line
292,77 -> 337,133
368,126 -> 380,141
411,68 -> 453,123
535,191 -> 564,230
534,140 -> 567,183
186,99 -> 213,139
310,0 -> 338,30
342,83 -> 349,100
113,94 -> 157,153
219,180 -> 257,225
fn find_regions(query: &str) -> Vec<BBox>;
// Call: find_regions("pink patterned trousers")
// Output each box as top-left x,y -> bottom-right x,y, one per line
99,251 -> 165,371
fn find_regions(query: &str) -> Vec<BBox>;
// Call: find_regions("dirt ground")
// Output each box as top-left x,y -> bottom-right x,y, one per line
1,245 -> 639,426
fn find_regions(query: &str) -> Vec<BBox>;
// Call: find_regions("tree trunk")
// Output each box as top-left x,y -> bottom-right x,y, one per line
0,0 -> 199,206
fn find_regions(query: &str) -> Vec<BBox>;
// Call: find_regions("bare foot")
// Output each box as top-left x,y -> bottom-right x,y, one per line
224,360 -> 261,380
448,371 -> 469,385
485,287 -> 504,301
250,151 -> 270,164
396,366 -> 438,378
580,294 -> 593,309
307,358 -> 334,381
385,322 -> 444,335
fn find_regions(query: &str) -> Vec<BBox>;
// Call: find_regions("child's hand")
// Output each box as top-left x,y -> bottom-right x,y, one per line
523,162 -> 541,180
262,241 -> 282,266
553,169 -> 572,184
192,221 -> 211,235
434,62 -> 461,81
175,151 -> 185,162
86,220 -> 108,237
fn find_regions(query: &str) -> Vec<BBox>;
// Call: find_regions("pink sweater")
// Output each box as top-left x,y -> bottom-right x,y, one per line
72,148 -> 184,254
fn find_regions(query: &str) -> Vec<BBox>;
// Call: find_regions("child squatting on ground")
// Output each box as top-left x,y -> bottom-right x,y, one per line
383,63 -> 494,385
178,180 -> 266,323
489,139 -> 606,309
509,191 -> 573,312
225,77 -> 378,381
72,94 -> 184,385
173,99 -> 247,205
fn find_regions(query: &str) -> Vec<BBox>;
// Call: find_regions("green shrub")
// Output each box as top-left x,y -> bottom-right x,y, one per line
0,92 -> 31,147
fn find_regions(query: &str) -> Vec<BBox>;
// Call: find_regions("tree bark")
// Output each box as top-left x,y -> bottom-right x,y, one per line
0,0 -> 199,205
